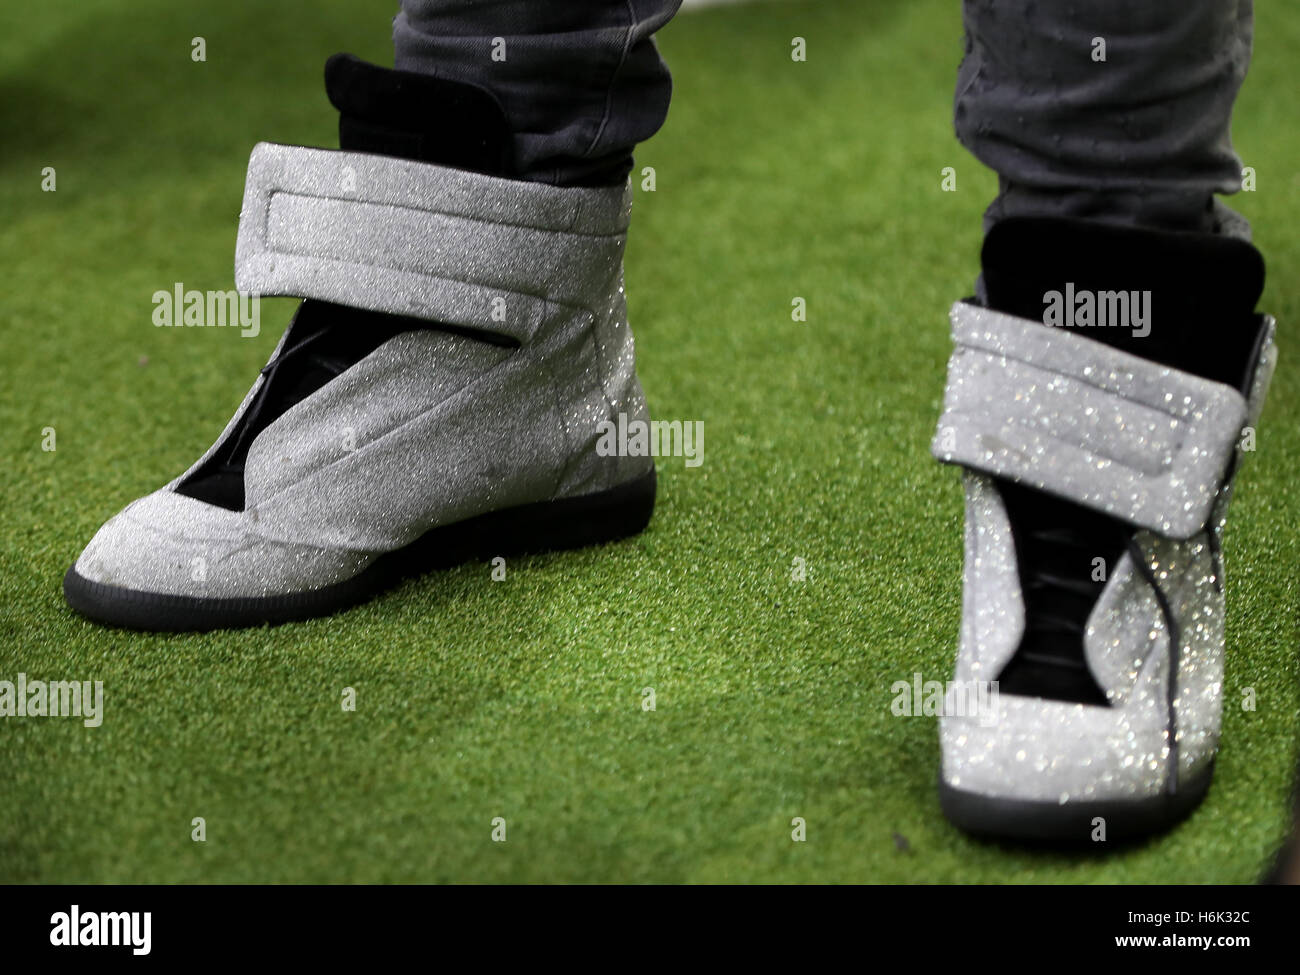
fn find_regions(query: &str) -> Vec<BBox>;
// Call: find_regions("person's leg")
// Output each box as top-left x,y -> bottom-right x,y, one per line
65,3 -> 683,629
933,1 -> 1276,841
393,0 -> 682,186
956,0 -> 1253,240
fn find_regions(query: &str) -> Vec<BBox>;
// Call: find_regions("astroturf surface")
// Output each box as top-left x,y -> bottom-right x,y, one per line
2,0 -> 1298,883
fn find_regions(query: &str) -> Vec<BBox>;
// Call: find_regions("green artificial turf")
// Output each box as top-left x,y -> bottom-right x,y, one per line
2,0 -> 1298,883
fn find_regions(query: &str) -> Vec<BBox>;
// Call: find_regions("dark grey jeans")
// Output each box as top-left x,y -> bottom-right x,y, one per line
395,0 -> 1253,234
393,0 -> 683,186
956,0 -> 1254,237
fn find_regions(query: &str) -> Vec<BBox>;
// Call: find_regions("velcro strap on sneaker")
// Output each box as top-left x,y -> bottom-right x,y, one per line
931,301 -> 1248,539
234,142 -> 632,344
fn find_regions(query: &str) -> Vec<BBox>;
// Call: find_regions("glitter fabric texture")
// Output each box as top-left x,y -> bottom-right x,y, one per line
73,144 -> 652,599
932,301 -> 1248,539
235,142 -> 635,345
934,301 -> 1276,804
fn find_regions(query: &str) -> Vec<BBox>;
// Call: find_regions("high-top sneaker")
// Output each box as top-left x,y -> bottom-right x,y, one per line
933,217 -> 1275,841
64,55 -> 655,630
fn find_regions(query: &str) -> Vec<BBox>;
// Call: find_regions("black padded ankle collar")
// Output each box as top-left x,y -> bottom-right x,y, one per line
981,216 -> 1266,393
324,53 -> 513,177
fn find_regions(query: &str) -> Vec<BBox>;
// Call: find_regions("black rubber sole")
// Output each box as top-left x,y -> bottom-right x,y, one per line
939,760 -> 1215,844
64,467 -> 656,632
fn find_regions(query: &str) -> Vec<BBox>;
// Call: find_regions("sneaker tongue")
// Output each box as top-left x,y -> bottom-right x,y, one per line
980,216 -> 1265,391
177,301 -> 419,511
324,53 -> 513,175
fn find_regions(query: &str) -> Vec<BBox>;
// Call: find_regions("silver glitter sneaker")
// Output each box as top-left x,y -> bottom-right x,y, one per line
931,218 -> 1275,841
64,65 -> 654,630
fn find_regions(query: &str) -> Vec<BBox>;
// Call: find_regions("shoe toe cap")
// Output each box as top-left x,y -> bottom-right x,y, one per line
940,700 -> 1179,804
72,490 -> 371,598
